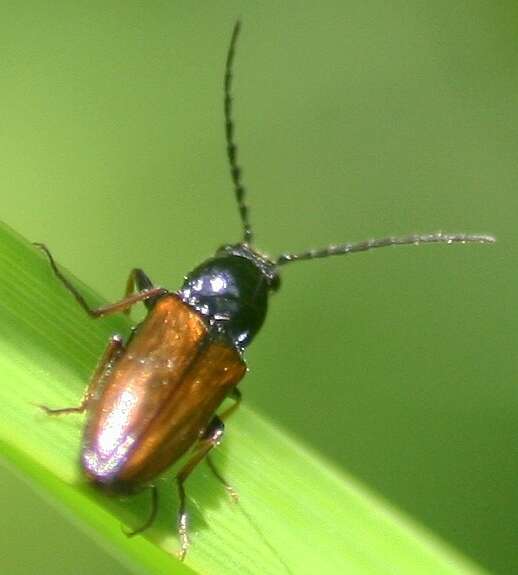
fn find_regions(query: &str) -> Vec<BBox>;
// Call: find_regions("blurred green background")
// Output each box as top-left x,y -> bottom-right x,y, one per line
0,1 -> 516,573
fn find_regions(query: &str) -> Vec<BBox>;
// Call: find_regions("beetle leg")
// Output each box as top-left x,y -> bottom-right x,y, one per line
34,243 -> 166,318
37,334 -> 124,415
175,415 -> 225,560
123,485 -> 159,537
219,386 -> 242,420
124,268 -> 160,314
204,387 -> 242,501
206,455 -> 239,502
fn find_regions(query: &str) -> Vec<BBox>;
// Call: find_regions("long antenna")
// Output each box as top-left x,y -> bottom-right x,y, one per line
276,232 -> 495,265
225,20 -> 253,244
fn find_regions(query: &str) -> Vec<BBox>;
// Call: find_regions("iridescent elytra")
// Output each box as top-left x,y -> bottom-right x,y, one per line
36,20 -> 495,559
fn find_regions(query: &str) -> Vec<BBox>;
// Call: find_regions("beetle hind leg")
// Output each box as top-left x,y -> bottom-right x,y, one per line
175,415 -> 226,560
37,334 -> 125,415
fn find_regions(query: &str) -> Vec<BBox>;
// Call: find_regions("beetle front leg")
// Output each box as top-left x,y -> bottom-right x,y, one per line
34,243 -> 166,317
175,415 -> 226,560
37,334 -> 125,415
124,268 -> 162,313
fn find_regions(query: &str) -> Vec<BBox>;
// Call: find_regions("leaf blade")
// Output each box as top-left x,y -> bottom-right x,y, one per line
0,221 -> 487,575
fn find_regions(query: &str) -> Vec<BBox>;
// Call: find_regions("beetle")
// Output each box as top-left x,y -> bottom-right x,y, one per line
36,20 -> 495,559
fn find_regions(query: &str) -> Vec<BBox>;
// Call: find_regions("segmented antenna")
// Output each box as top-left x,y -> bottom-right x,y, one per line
225,20 -> 253,245
276,232 -> 495,265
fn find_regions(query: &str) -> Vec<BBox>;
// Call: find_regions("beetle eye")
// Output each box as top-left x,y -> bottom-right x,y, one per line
269,273 -> 281,292
215,244 -> 230,256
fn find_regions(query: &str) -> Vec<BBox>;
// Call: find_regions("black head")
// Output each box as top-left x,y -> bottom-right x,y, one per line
181,21 -> 493,349
180,244 -> 279,348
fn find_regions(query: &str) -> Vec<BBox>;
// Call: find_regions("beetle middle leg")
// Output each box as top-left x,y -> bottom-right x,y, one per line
175,415 -> 226,560
34,243 -> 166,317
219,387 -> 242,420
205,387 -> 242,500
37,334 -> 125,415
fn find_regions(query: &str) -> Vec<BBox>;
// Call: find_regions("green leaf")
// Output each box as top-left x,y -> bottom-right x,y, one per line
0,221 -> 487,575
